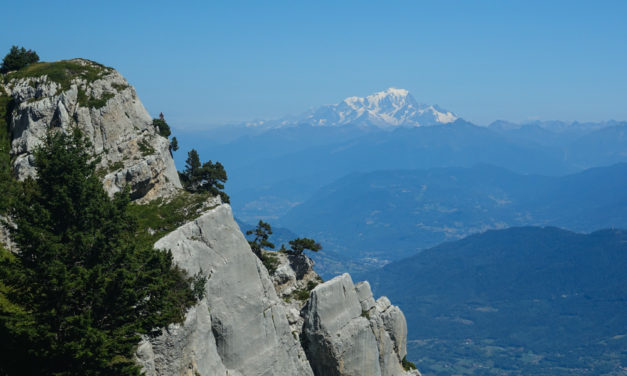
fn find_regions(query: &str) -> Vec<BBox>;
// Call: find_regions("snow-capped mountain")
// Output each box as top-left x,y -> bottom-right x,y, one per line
247,88 -> 458,128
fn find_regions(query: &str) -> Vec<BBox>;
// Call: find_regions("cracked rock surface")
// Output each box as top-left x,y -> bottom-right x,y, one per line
137,204 -> 313,376
1,59 -> 180,201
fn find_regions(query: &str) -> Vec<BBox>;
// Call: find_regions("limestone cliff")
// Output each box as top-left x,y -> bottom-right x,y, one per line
1,60 -> 420,375
0,59 -> 180,201
136,203 -> 420,376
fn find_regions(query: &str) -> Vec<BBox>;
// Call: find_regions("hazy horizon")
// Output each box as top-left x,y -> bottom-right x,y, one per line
3,0 -> 627,129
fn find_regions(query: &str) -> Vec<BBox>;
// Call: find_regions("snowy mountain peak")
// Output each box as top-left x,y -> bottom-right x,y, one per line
307,88 -> 457,127
246,88 -> 458,128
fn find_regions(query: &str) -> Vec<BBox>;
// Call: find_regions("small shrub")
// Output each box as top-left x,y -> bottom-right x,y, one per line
78,88 -> 114,109
153,118 -> 171,138
306,280 -> 318,291
138,139 -> 155,156
361,310 -> 370,320
260,252 -> 280,275
402,356 -> 417,371
292,288 -> 311,302
111,82 -> 129,92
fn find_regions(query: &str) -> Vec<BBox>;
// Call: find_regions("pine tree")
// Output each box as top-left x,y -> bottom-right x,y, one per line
246,220 -> 275,258
0,128 -> 202,375
288,238 -> 322,255
180,149 -> 230,203
0,46 -> 39,73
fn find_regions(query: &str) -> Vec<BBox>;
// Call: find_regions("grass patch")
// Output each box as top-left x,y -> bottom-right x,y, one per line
111,83 -> 129,92
108,161 -> 124,172
3,60 -> 111,93
137,139 -> 155,156
77,89 -> 114,109
127,191 -> 216,250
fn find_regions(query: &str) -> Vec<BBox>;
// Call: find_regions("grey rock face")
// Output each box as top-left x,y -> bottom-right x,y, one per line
1,59 -> 180,201
138,204 -> 313,376
303,274 -> 414,376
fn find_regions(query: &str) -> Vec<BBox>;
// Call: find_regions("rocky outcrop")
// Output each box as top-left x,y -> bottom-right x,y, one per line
136,204 -> 313,376
266,248 -> 418,376
1,59 -> 180,201
135,202 -> 419,376
302,274 -> 418,376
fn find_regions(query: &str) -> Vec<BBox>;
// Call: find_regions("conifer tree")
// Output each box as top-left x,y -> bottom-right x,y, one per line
180,149 -> 230,203
0,128 -> 202,375
0,46 -> 39,73
288,237 -> 322,255
246,220 -> 275,258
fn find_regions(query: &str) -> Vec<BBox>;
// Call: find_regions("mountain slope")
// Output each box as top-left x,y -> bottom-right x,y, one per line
278,164 -> 627,275
360,227 -> 627,375
179,120 -> 574,223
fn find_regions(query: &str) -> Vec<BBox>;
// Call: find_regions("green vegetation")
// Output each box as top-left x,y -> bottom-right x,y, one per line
170,136 -> 179,153
291,288 -> 311,302
0,89 -> 15,214
153,118 -> 171,138
127,190 -> 216,251
247,221 -> 282,274
306,280 -> 318,291
287,237 -> 321,255
77,88 -> 115,109
111,82 -> 129,92
289,280 -> 318,302
364,227 -> 627,376
2,59 -> 110,92
261,252 -> 280,275
0,129 -> 203,375
109,160 -> 124,172
138,138 -> 155,156
180,149 -> 229,203
401,356 -> 417,371
0,46 -> 39,73
247,220 -> 274,258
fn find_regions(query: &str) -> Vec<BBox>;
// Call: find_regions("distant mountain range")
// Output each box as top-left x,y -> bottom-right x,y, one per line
357,226 -> 627,375
173,90 -> 627,275
244,88 -> 458,128
276,163 -> 627,276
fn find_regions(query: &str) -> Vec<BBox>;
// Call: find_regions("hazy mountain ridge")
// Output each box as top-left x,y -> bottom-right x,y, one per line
277,163 -> 627,276
176,115 -> 626,226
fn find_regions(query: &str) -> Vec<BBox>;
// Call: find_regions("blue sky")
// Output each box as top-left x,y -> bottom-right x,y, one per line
3,0 -> 626,128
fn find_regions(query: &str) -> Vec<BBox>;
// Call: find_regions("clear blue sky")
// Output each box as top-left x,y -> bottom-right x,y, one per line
3,0 -> 626,128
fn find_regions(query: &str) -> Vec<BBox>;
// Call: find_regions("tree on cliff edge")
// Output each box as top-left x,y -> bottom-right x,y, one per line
0,129 -> 203,375
0,46 -> 39,73
180,148 -> 230,203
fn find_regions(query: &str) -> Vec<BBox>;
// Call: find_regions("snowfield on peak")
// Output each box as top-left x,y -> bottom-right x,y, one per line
246,88 -> 458,129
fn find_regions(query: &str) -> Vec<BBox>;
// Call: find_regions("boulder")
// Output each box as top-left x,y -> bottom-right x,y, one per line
302,274 -> 415,376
